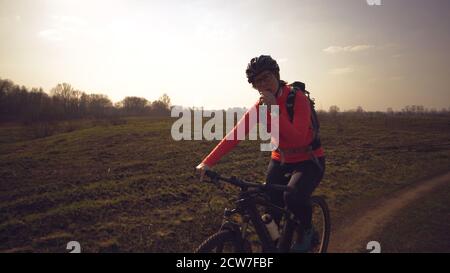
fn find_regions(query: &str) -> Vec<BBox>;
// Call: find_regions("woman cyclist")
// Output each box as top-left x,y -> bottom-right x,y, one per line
196,55 -> 326,252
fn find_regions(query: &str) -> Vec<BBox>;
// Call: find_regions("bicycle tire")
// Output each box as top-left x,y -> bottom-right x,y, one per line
195,230 -> 252,253
310,195 -> 331,253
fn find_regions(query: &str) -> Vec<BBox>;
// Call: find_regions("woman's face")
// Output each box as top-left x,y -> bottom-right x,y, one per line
252,70 -> 279,95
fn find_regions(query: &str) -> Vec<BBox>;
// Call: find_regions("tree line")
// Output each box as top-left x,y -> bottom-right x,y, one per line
325,105 -> 449,116
1,77 -> 448,124
0,78 -> 171,123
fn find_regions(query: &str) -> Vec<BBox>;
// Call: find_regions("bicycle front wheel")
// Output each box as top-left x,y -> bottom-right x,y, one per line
195,230 -> 252,253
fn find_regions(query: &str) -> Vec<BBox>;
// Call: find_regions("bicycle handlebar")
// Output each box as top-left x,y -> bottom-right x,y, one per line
203,169 -> 294,193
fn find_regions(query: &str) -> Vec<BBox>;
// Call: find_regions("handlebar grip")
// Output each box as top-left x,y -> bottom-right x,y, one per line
204,169 -> 219,179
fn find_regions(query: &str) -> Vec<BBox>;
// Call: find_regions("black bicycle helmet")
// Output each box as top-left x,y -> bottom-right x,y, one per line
246,55 -> 280,84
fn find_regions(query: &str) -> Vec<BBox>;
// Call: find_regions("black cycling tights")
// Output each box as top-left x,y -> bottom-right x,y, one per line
265,157 -> 325,231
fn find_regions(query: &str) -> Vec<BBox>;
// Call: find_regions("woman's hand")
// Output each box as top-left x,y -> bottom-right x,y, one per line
259,91 -> 277,106
195,162 -> 210,182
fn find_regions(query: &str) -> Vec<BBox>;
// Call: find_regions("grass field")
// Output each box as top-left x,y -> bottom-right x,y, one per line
0,114 -> 449,252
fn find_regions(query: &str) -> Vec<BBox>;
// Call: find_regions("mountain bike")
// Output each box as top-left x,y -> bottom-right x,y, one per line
195,169 -> 331,253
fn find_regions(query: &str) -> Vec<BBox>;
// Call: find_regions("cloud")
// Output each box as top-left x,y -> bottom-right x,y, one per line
329,67 -> 354,75
390,75 -> 404,81
195,24 -> 236,42
38,29 -> 63,41
392,54 -> 404,58
51,15 -> 87,27
38,15 -> 88,42
194,13 -> 237,42
0,15 -> 22,24
323,45 -> 375,54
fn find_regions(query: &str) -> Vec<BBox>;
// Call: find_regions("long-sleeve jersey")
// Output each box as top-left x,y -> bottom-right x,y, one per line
202,84 -> 324,167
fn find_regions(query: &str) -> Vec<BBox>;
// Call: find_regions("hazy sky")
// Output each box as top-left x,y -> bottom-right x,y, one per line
1,0 -> 449,111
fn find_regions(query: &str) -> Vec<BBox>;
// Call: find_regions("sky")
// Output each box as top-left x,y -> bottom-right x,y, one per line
1,0 -> 449,111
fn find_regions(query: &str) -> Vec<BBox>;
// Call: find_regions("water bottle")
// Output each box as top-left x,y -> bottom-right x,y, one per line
261,213 -> 280,241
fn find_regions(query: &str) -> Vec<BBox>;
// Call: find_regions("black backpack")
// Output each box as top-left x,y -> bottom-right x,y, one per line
285,81 -> 322,151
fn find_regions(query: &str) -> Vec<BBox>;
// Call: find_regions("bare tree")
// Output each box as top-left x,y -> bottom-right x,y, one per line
159,93 -> 171,108
121,96 -> 148,115
1,78 -> 173,121
329,105 -> 340,115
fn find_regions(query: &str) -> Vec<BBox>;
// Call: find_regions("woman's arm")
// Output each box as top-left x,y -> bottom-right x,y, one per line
202,101 -> 260,167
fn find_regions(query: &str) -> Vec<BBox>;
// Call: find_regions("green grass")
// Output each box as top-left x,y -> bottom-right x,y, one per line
0,114 -> 449,252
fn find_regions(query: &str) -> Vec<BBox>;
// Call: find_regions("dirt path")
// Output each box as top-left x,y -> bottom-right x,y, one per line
328,171 -> 450,253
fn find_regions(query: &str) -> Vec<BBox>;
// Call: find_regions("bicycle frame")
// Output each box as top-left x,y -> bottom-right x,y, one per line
218,187 -> 300,253
197,169 -> 330,253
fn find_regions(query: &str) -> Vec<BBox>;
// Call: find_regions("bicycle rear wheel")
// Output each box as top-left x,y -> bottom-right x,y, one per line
195,230 -> 252,253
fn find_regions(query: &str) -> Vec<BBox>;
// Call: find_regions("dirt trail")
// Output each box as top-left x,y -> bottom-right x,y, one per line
328,171 -> 450,253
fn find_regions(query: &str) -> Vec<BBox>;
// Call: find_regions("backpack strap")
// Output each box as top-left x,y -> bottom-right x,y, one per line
286,81 -> 322,150
286,86 -> 297,122
284,82 -> 323,170
286,82 -> 307,122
